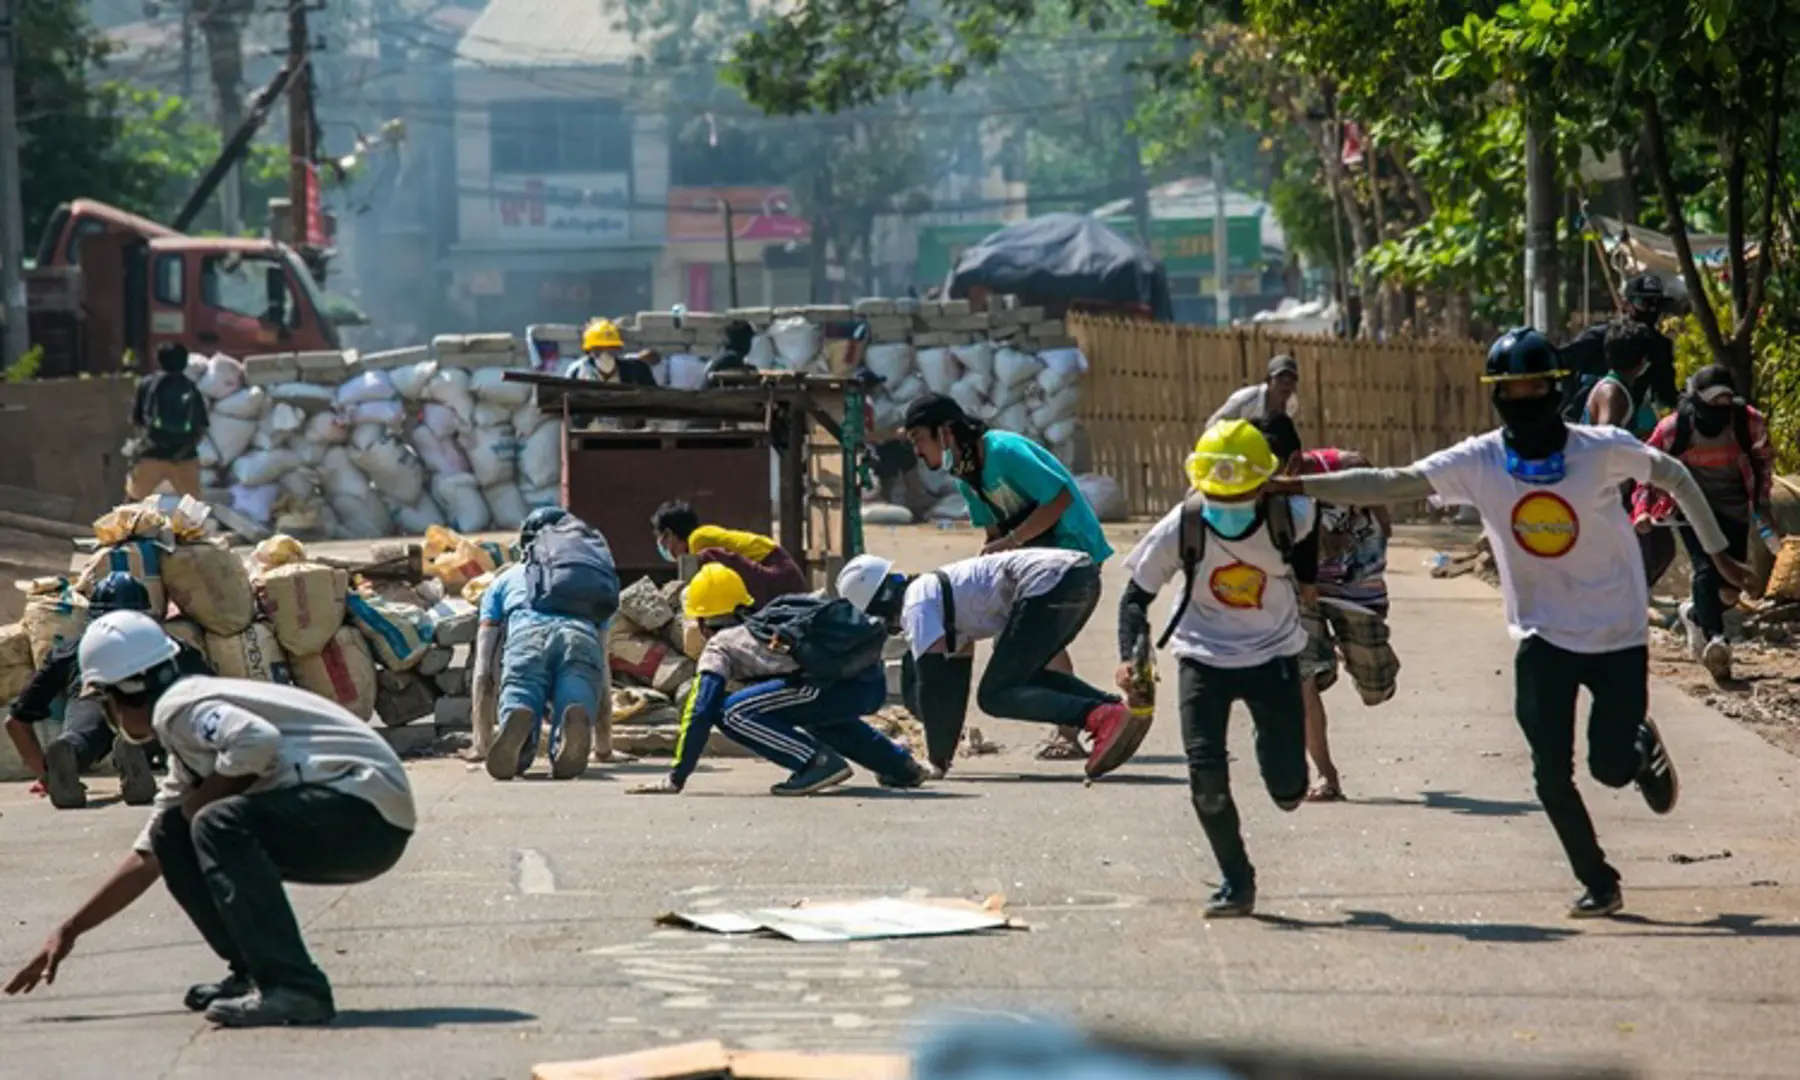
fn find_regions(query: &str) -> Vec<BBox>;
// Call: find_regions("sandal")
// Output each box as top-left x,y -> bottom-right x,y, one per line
1306,779 -> 1345,803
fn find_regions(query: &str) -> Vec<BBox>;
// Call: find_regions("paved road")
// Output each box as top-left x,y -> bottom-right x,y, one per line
3,526 -> 1798,1080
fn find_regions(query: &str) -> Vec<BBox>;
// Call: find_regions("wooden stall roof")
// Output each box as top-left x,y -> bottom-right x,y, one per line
505,371 -> 861,423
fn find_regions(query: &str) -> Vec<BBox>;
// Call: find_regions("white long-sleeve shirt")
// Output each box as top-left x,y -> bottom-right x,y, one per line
134,676 -> 416,854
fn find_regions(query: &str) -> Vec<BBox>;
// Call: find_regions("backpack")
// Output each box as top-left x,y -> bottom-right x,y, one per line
524,517 -> 621,624
1669,403 -> 1764,511
1156,494 -> 1297,649
743,594 -> 887,683
144,373 -> 204,456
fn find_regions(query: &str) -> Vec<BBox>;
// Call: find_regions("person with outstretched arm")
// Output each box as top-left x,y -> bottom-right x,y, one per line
1269,328 -> 1744,919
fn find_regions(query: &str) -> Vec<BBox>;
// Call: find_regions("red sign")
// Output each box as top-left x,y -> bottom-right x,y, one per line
303,163 -> 328,247
668,186 -> 810,244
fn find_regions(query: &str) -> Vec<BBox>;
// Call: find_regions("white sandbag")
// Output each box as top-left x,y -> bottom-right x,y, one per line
303,410 -> 349,445
320,446 -> 371,498
667,353 -> 710,390
230,483 -> 279,525
248,417 -> 282,453
424,367 -> 475,425
278,467 -> 320,502
292,626 -> 377,720
1030,384 -> 1083,430
329,491 -> 394,539
870,394 -> 903,434
392,494 -> 446,535
214,386 -> 268,421
521,485 -> 559,510
988,376 -> 1030,411
994,347 -> 1041,389
267,401 -> 305,437
993,402 -> 1032,434
951,341 -> 995,379
484,482 -> 529,530
460,425 -> 517,487
334,370 -> 396,407
346,592 -> 432,671
431,473 -> 491,533
210,413 -> 257,462
270,382 -> 336,411
519,424 -> 561,490
915,348 -> 961,395
1076,473 -> 1128,523
296,439 -> 329,470
349,423 -> 386,452
199,438 -> 221,469
862,502 -> 915,526
864,343 -> 913,384
470,367 -> 534,407
511,401 -> 546,438
1044,416 -> 1080,446
1038,347 -> 1089,396
342,398 -> 401,428
197,354 -> 245,400
205,621 -> 291,684
411,426 -> 471,477
948,378 -> 987,420
351,438 -> 427,506
891,373 -> 927,403
390,359 -> 436,400
746,333 -> 778,370
422,402 -> 463,440
769,317 -> 819,369
927,493 -> 970,521
474,402 -> 512,428
256,562 -> 350,657
231,448 -> 301,486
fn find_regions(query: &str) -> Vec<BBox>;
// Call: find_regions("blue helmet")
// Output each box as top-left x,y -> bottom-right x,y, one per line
1482,327 -> 1568,385
90,572 -> 153,617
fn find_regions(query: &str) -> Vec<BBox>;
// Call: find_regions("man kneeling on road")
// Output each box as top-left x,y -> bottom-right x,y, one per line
5,612 -> 415,1027
837,549 -> 1141,779
631,564 -> 927,796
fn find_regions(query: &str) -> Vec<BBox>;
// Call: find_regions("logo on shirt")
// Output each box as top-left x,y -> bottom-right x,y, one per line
1510,491 -> 1579,558
1209,561 -> 1269,609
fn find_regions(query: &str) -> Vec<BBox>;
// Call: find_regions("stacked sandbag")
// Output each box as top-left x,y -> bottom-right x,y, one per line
16,578 -> 89,667
0,621 -> 37,705
292,625 -> 378,720
606,576 -> 697,700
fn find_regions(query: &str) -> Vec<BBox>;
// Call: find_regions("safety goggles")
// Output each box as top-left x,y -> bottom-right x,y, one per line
1184,451 -> 1274,492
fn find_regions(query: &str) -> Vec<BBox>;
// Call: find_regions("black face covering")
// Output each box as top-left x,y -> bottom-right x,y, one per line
1494,392 -> 1569,460
1691,401 -> 1732,437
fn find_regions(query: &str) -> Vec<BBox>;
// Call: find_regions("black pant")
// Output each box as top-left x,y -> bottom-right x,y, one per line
1178,655 -> 1308,886
150,785 -> 411,1002
1679,515 -> 1750,639
1514,637 -> 1648,892
977,563 -> 1114,727
54,698 -> 115,771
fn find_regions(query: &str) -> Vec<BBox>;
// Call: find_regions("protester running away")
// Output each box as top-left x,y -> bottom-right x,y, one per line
651,499 -> 809,609
4,612 -> 415,1027
1255,415 -> 1399,803
1117,419 -> 1320,917
1578,318 -> 1679,587
1561,273 -> 1678,414
126,341 -> 209,499
1270,327 -> 1743,918
4,573 -> 212,809
902,392 -> 1113,761
837,549 -> 1140,779
472,507 -> 624,781
1633,364 -> 1774,682
1207,354 -> 1302,429
631,563 -> 927,796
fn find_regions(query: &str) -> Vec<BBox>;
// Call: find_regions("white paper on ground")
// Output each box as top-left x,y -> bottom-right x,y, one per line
657,897 -> 1016,942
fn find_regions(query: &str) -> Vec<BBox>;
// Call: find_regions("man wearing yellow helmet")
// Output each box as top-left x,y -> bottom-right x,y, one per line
566,318 -> 655,386
1115,418 -> 1321,918
630,564 -> 926,796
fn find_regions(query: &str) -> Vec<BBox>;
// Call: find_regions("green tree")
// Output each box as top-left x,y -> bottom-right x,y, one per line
15,0 -> 135,244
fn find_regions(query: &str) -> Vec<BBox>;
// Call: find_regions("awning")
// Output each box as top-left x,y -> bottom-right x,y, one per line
439,246 -> 662,274
1587,215 -> 1760,276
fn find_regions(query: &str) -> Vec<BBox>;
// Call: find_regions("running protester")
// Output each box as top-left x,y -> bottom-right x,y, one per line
1633,365 -> 1774,682
837,549 -> 1139,779
1255,415 -> 1399,803
1582,319 -> 1661,439
1207,354 -> 1302,429
650,500 -> 809,609
902,393 -> 1113,761
1117,419 -> 1321,918
631,564 -> 927,796
1274,328 -> 1744,918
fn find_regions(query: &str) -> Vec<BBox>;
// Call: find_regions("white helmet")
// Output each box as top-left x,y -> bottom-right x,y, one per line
79,611 -> 179,694
836,554 -> 895,613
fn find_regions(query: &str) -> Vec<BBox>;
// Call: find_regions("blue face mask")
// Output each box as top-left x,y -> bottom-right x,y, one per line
940,445 -> 957,473
655,538 -> 676,563
1504,447 -> 1567,485
1202,500 -> 1259,537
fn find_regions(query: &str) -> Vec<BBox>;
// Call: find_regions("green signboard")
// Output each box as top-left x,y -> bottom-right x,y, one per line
914,215 -> 1265,284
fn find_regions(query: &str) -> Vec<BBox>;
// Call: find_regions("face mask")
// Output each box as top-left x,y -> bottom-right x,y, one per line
1494,392 -> 1568,461
1691,401 -> 1732,437
1201,500 -> 1258,537
655,538 -> 676,563
940,445 -> 957,473
1504,445 -> 1567,485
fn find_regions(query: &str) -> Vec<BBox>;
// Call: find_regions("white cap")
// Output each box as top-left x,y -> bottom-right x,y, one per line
836,554 -> 895,613
79,611 -> 179,693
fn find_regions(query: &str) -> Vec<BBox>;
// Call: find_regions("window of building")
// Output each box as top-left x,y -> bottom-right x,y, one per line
490,100 -> 634,175
201,255 -> 296,326
153,254 -> 184,305
670,121 -> 783,187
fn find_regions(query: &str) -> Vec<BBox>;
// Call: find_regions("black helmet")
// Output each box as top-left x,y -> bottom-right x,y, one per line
1623,273 -> 1665,307
1481,327 -> 1568,384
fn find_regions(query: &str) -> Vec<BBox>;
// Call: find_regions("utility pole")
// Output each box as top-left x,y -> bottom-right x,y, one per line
180,0 -> 195,102
1118,66 -> 1152,249
287,0 -> 316,267
1524,117 -> 1560,337
721,199 -> 740,309
0,0 -> 27,365
1211,143 -> 1231,328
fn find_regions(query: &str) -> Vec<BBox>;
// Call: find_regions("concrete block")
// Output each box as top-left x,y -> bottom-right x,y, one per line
359,345 -> 430,372
433,667 -> 470,697
431,333 -> 468,355
912,332 -> 952,348
431,604 -> 478,647
243,354 -> 299,386
375,671 -> 437,728
935,314 -> 992,333
803,305 -> 854,322
417,645 -> 456,676
379,724 -> 439,757
936,299 -> 972,317
1028,320 -> 1066,338
434,695 -> 473,731
854,298 -> 897,316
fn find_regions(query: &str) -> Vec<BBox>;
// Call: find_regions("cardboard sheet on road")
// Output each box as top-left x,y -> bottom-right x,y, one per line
658,897 -> 1020,942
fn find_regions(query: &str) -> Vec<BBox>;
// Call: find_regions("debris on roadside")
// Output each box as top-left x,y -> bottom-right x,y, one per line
656,895 -> 1024,942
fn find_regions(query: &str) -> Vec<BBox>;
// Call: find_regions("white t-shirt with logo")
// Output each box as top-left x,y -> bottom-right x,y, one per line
1416,426 -> 1654,654
902,549 -> 1089,658
1124,496 -> 1318,669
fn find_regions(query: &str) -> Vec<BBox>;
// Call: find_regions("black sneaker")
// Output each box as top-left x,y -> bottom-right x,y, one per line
771,753 -> 853,796
1204,880 -> 1257,918
878,759 -> 929,789
42,739 -> 86,810
204,986 -> 336,1028
1569,886 -> 1623,918
113,740 -> 157,806
184,972 -> 253,1012
1635,717 -> 1679,815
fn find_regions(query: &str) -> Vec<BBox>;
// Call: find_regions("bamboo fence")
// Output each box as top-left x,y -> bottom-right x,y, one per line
1070,315 -> 1491,516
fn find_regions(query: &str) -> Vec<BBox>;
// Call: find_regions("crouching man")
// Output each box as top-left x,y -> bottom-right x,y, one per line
631,564 -> 927,796
4,612 -> 415,1027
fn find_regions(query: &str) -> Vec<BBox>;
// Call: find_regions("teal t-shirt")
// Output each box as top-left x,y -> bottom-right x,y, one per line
958,430 -> 1113,564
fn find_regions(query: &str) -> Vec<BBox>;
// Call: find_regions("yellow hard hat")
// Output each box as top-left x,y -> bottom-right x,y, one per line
1185,419 -> 1278,497
582,318 -> 623,351
684,563 -> 754,620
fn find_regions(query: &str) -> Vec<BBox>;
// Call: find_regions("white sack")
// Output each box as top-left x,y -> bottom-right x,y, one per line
951,342 -> 995,379
348,399 -> 406,429
1038,348 -> 1089,396
320,447 -> 371,498
994,348 -> 1041,389
198,438 -> 220,469
1076,473 -> 1127,522
667,353 -> 710,390
511,402 -> 546,438
411,426 -> 471,477
294,440 -> 327,468
230,483 -> 280,525
927,493 -> 970,521
392,494 -> 446,535
474,402 -> 511,428
870,394 -> 903,434
278,467 -> 320,502
948,378 -> 987,420
470,367 -> 533,407
993,402 -> 1032,434
746,333 -> 778,370
988,376 -> 1030,412
864,343 -> 913,384
862,502 -> 915,526
520,423 -> 561,490
432,473 -> 490,533
423,367 -> 474,425
461,425 -> 517,487
890,373 -> 927,403
267,402 -> 304,437
390,360 -> 436,400
521,485 -> 560,510
484,482 -> 529,530
303,410 -> 349,445
334,371 -> 396,408
329,491 -> 394,539
1030,384 -> 1083,430
915,348 -> 960,395
352,438 -> 427,506
350,423 -> 386,452
210,414 -> 257,462
768,318 -> 819,368
197,354 -> 245,400
214,387 -> 268,421
232,448 -> 300,486
1044,416 -> 1080,446
422,402 -> 462,439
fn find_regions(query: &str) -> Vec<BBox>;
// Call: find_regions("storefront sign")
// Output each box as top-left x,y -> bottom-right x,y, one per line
489,173 -> 631,243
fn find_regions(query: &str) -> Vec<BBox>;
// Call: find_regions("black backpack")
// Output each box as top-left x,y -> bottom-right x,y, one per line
744,594 -> 887,683
144,373 -> 204,457
1669,403 -> 1764,511
524,517 -> 621,624
1156,494 -> 1297,649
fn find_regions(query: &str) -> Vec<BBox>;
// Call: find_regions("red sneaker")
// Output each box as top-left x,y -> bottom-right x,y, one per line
1082,701 -> 1152,779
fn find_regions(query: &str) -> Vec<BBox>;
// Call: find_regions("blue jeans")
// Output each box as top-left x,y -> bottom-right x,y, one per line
500,616 -> 606,757
720,668 -> 913,779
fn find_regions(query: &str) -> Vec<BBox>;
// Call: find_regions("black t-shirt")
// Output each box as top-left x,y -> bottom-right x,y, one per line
8,641 -> 215,724
1562,320 -> 1678,412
